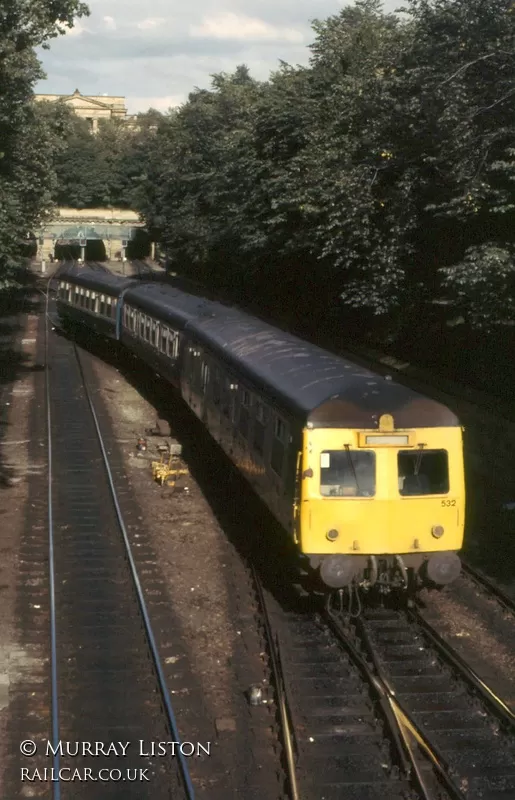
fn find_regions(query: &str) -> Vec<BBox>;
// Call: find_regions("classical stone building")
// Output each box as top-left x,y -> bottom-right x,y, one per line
34,88 -> 137,132
37,207 -> 148,261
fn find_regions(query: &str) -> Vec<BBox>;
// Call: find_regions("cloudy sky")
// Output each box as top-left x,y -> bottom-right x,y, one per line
35,0 -> 405,114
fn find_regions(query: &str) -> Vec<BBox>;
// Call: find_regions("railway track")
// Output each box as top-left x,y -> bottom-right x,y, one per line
252,572 -> 422,800
461,562 -> 515,615
43,304 -> 196,798
337,601 -> 515,800
252,562 -> 515,800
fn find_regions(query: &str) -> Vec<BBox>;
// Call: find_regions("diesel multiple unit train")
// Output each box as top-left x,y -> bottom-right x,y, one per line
54,264 -> 466,593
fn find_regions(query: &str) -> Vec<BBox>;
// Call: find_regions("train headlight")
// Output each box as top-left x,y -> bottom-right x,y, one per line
326,529 -> 339,542
431,525 -> 444,538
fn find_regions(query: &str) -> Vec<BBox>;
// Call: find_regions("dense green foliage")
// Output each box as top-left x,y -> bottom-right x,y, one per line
0,0 -> 88,282
43,108 -> 164,210
50,0 -> 515,329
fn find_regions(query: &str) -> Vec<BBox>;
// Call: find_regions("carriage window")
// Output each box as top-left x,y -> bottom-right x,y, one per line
212,369 -> 221,406
167,331 -> 179,358
271,415 -> 287,476
201,362 -> 210,393
238,389 -> 251,438
320,450 -> 375,497
253,403 -> 269,455
160,326 -> 168,353
151,321 -> 158,347
274,417 -> 286,442
145,317 -> 151,341
398,450 -> 449,496
221,378 -> 235,419
100,295 -> 106,316
139,313 -> 145,337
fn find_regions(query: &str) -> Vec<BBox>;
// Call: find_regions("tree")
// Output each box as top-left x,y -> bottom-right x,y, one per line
0,0 -> 88,282
129,0 -> 515,331
135,68 -> 264,289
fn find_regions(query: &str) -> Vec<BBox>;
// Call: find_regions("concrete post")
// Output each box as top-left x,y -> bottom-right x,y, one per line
41,260 -> 46,274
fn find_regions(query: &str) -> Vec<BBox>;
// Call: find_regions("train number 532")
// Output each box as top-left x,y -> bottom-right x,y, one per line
441,499 -> 456,507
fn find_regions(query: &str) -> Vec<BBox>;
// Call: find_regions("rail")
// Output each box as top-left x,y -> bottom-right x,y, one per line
325,599 -> 459,800
461,561 -> 515,615
250,567 -> 299,800
345,603 -> 515,800
411,606 -> 515,725
43,291 -> 196,799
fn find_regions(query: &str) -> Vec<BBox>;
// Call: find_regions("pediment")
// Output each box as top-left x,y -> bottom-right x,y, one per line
61,94 -> 110,109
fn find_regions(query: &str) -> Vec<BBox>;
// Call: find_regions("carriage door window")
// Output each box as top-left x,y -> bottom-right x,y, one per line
253,403 -> 269,456
271,417 -> 287,476
221,377 -> 236,420
212,368 -> 221,406
193,350 -> 204,389
201,362 -> 210,395
167,331 -> 178,358
320,450 -> 375,497
238,390 -> 251,438
151,320 -> 158,347
398,450 -> 449,495
160,326 -> 168,353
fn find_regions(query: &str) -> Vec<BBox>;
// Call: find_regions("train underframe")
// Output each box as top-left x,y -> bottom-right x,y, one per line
306,551 -> 462,593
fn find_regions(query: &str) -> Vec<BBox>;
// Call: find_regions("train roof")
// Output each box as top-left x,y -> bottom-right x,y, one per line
96,275 -> 459,428
56,264 -> 137,295
123,282 -> 213,327
184,305 -> 459,427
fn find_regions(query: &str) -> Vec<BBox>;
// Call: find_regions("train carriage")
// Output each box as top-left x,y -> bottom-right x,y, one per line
119,283 -> 213,387
55,267 -> 138,340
